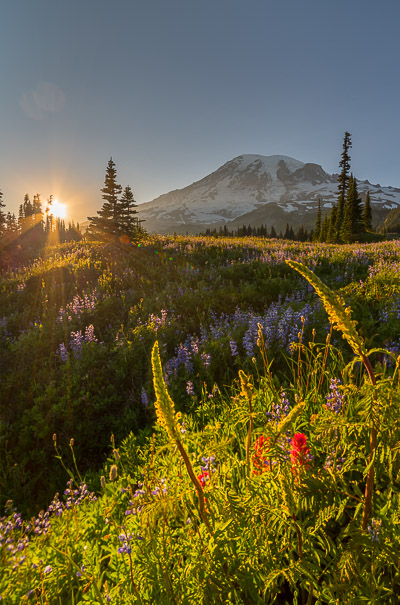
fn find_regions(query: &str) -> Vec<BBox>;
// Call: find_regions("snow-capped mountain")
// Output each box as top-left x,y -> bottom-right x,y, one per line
137,155 -> 400,234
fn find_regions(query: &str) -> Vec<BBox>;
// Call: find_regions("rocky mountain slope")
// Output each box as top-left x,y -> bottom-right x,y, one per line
136,155 -> 400,234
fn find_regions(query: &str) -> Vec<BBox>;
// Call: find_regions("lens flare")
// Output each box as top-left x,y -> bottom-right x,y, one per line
49,200 -> 67,219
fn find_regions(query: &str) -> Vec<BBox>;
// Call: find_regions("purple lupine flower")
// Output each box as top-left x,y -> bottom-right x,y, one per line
140,388 -> 149,408
69,330 -> 84,359
201,352 -> 211,368
326,378 -> 345,414
267,390 -> 290,423
76,564 -> 85,577
33,511 -> 51,536
57,343 -> 68,363
367,518 -> 382,543
84,324 -> 98,343
117,533 -> 133,554
186,381 -> 194,395
201,455 -> 216,474
64,479 -> 97,508
47,494 -> 63,516
229,340 -> 239,357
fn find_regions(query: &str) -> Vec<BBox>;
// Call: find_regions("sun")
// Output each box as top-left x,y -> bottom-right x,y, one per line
50,199 -> 67,219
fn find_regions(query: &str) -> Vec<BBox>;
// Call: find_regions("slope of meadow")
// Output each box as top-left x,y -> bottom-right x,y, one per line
1,236 -> 400,603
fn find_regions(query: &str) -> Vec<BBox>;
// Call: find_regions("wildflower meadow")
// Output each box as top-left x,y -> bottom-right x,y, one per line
1,235 -> 400,603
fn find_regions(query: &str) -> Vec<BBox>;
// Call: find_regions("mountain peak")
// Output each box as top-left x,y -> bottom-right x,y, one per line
137,154 -> 400,234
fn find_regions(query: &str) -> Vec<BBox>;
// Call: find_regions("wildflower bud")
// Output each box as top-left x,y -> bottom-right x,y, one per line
53,433 -> 57,442
109,465 -> 118,482
113,449 -> 120,462
69,438 -> 74,447
239,370 -> 254,399
100,476 -> 106,489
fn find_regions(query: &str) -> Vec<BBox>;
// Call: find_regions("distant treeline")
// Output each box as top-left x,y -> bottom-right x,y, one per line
202,223 -> 311,241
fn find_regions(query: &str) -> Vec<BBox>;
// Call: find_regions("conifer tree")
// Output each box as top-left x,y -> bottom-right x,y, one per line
340,175 -> 363,242
19,194 -> 34,233
6,212 -> 18,233
327,204 -> 338,243
363,190 -> 373,232
313,198 -> 322,241
119,185 -> 139,238
270,225 -> 277,238
320,215 -> 329,242
45,196 -> 54,234
88,158 -> 123,237
32,194 -> 43,232
335,131 -> 352,238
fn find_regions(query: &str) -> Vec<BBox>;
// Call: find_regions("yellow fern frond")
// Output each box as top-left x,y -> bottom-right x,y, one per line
151,341 -> 179,441
285,260 -> 366,357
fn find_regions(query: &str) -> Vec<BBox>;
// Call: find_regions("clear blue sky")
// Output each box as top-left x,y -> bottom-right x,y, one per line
1,0 -> 399,222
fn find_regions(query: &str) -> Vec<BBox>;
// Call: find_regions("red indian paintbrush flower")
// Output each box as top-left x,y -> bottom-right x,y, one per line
252,435 -> 271,474
197,471 -> 210,488
290,433 -> 311,471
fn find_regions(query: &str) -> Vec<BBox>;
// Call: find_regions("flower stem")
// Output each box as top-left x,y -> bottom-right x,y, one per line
361,354 -> 378,532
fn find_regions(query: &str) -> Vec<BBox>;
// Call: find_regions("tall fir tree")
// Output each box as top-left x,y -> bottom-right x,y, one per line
320,215 -> 329,242
45,195 -> 55,234
19,194 -> 34,233
327,204 -> 338,243
340,175 -> 364,243
6,212 -> 18,233
335,131 -> 352,238
363,190 -> 373,232
32,194 -> 43,228
119,185 -> 139,239
313,198 -> 322,241
88,158 -> 123,237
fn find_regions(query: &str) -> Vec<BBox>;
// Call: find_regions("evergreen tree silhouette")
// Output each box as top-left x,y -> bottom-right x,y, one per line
363,190 -> 373,232
88,158 -> 123,238
340,175 -> 363,242
119,185 -> 139,239
335,131 -> 352,238
313,198 -> 322,241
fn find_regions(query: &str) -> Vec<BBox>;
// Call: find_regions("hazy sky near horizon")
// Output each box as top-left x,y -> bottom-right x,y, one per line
1,0 -> 399,222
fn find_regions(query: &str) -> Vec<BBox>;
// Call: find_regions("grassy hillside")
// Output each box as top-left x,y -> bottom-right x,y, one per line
1,236 -> 400,602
